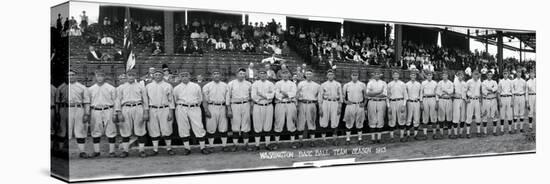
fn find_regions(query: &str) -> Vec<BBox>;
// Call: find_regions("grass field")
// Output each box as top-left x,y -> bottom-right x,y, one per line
58,127 -> 536,182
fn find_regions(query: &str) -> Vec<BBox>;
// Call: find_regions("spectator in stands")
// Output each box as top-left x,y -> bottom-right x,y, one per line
199,29 -> 209,39
190,29 -> 201,39
69,25 -> 82,36
69,16 -> 77,28
422,60 -> 434,73
246,63 -> 256,81
103,17 -> 111,26
277,64 -> 291,78
227,38 -> 236,51
141,67 -> 155,84
215,38 -> 226,50
153,22 -> 162,33
261,54 -> 286,65
152,41 -> 163,55
190,40 -> 204,56
191,19 -> 201,30
177,40 -> 191,54
80,11 -> 88,32
113,48 -> 124,61
464,64 -> 472,77
265,63 -> 277,80
100,34 -> 114,45
241,39 -> 254,52
87,46 -> 102,61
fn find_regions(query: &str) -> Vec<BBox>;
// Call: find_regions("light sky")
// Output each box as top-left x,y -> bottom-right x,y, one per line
68,1 -> 535,61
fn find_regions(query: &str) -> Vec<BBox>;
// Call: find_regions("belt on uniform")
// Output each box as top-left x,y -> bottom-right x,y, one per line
439,97 -> 452,100
529,93 -> 536,95
231,100 -> 249,104
370,98 -> 385,102
91,105 -> 113,111
123,102 -> 142,107
324,98 -> 339,102
58,103 -> 69,107
178,103 -> 200,108
483,97 -> 496,100
255,102 -> 272,106
149,105 -> 169,109
468,97 -> 480,100
423,95 -> 436,98
407,99 -> 420,103
277,101 -> 294,104
390,98 -> 403,101
348,101 -> 363,104
209,102 -> 225,106
300,100 -> 317,104
69,103 -> 83,108
500,94 -> 512,97
514,94 -> 525,96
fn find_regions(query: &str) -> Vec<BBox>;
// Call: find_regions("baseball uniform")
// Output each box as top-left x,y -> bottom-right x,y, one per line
527,78 -> 536,118
436,79 -> 454,122
55,83 -> 68,139
274,79 -> 297,133
343,81 -> 367,129
465,78 -> 482,124
297,80 -> 320,131
498,78 -> 513,121
406,80 -> 422,127
88,83 -> 117,138
226,79 -> 252,133
115,82 -> 149,137
174,82 -> 205,138
203,81 -> 229,134
512,78 -> 527,120
421,79 -> 438,124
146,80 -> 175,138
251,79 -> 275,133
387,80 -> 406,127
481,79 -> 499,123
452,79 -> 466,124
320,80 -> 343,129
63,82 -> 89,139
366,79 -> 387,129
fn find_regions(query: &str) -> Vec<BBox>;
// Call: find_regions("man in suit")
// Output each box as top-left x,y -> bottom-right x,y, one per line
246,63 -> 256,81
177,40 -> 190,54
113,48 -> 124,61
87,46 -> 102,61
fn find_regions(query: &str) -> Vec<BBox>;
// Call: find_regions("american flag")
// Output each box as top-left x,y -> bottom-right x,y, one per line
123,7 -> 135,72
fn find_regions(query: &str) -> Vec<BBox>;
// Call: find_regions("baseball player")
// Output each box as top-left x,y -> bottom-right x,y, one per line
342,71 -> 367,145
203,70 -> 230,152
226,68 -> 253,152
54,81 -> 68,155
435,71 -> 454,139
421,71 -> 438,139
296,69 -> 321,147
498,70 -> 514,134
274,70 -> 299,148
319,69 -> 343,146
387,70 -> 407,142
512,72 -> 527,133
366,69 -> 387,144
465,70 -> 482,137
406,70 -> 423,140
481,71 -> 499,136
87,70 -> 117,158
526,70 -> 536,132
251,69 -> 276,150
115,71 -> 149,158
146,69 -> 176,156
451,71 -> 466,139
64,70 -> 90,158
174,71 -> 210,155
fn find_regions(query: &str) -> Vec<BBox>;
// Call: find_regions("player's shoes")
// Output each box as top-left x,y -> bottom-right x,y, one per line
332,140 -> 340,146
109,152 -> 117,158
357,140 -> 364,145
270,143 -> 279,150
182,148 -> 191,155
148,151 -> 159,157
344,140 -> 351,145
90,152 -> 101,158
399,137 -> 407,142
492,132 -> 499,136
432,134 -> 439,140
79,152 -> 88,159
466,134 -> 472,139
119,151 -> 129,158
230,145 -> 238,152
520,129 -> 525,133
246,145 -> 256,151
449,135 -> 457,139
309,141 -> 316,147
201,148 -> 212,155
222,146 -> 232,152
167,149 -> 176,155
139,151 -> 147,158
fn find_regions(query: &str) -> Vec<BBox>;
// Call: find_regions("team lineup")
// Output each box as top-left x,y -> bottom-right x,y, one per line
52,67 -> 536,159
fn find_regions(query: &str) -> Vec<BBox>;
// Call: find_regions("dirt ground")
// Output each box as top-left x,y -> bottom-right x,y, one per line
59,127 -> 535,182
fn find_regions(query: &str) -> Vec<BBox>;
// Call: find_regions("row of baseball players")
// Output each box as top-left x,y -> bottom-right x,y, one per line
51,66 -> 535,159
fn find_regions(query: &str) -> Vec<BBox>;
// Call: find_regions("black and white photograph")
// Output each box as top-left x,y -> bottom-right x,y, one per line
49,0 -> 537,182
